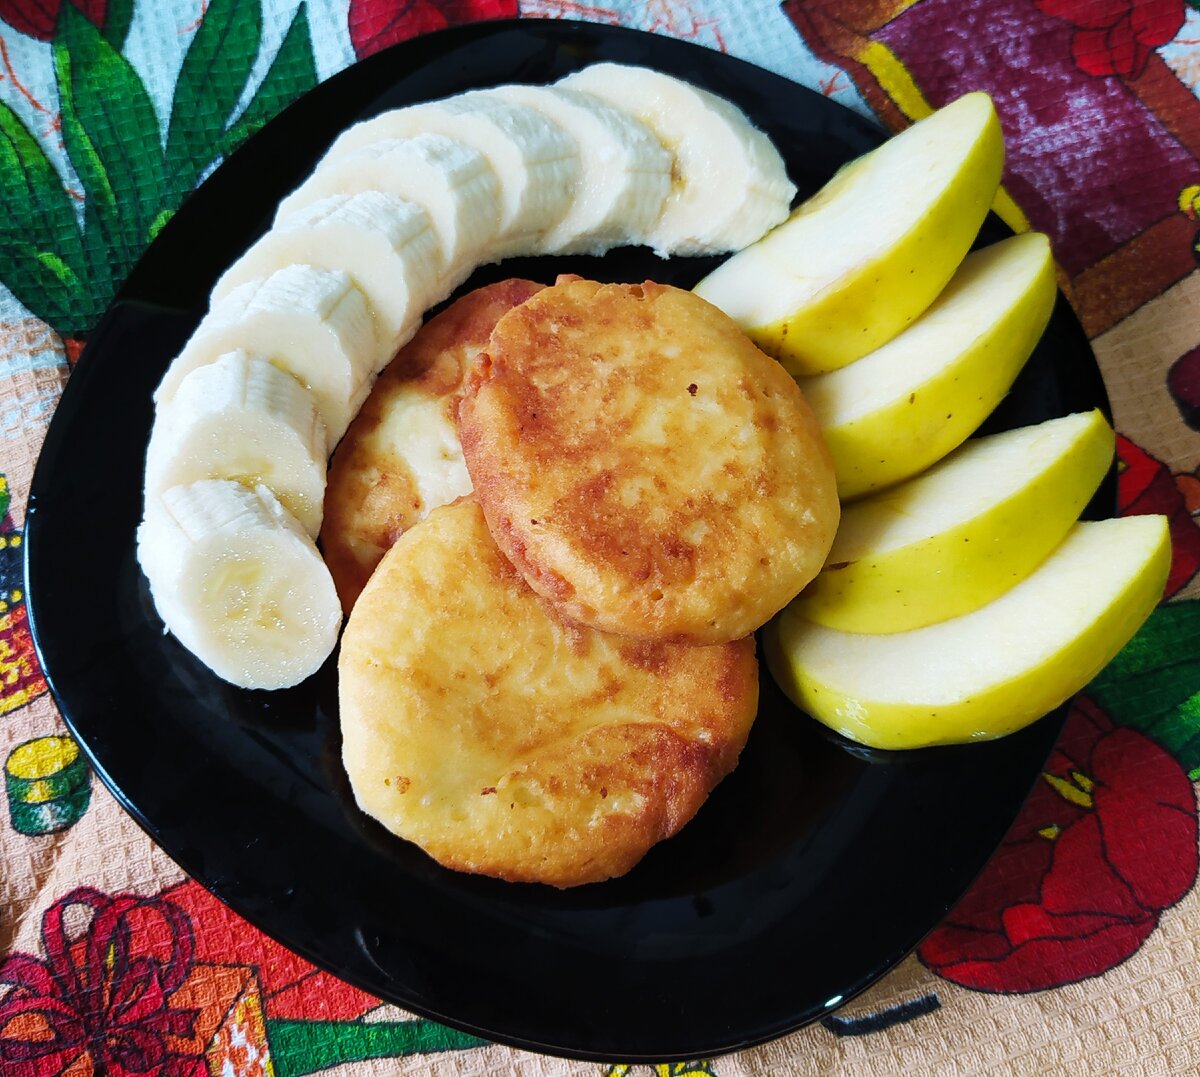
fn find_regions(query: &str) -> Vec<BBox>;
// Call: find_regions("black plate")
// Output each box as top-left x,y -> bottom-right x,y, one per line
25,19 -> 1110,1062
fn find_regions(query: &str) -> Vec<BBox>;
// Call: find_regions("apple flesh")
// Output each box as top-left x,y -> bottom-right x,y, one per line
798,231 -> 1057,501
794,409 -> 1115,633
692,92 -> 1004,375
764,515 -> 1169,750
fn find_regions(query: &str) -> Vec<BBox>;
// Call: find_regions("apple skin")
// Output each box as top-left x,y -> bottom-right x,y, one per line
797,232 -> 1057,501
764,516 -> 1170,750
794,409 -> 1115,634
693,92 -> 1004,375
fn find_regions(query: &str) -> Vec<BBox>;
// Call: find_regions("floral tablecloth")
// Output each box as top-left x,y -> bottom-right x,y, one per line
2,1 -> 1200,1074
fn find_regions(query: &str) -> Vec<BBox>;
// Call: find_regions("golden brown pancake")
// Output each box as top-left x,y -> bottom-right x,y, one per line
458,278 -> 840,644
338,497 -> 759,888
320,278 -> 544,612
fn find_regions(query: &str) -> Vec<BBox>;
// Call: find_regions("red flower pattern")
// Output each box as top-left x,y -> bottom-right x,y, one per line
162,880 -> 380,1021
1034,0 -> 1185,77
1117,434 -> 1200,596
0,888 -> 198,1077
919,697 -> 1198,992
348,0 -> 519,60
0,0 -> 107,41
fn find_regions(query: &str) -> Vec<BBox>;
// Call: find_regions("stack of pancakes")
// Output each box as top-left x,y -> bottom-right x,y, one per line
329,277 -> 839,887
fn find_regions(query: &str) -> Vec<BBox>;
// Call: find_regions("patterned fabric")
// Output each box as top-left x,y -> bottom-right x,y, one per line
1,0 -> 1199,1073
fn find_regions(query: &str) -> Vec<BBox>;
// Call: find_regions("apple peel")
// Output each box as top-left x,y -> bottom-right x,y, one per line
693,92 -> 1004,375
797,232 -> 1058,500
765,515 -> 1170,750
794,409 -> 1116,634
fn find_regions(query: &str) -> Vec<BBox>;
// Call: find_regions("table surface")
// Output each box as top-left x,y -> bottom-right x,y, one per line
1,2 -> 1199,1075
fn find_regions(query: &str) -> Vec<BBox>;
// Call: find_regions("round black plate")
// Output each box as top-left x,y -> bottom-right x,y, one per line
25,19 -> 1109,1063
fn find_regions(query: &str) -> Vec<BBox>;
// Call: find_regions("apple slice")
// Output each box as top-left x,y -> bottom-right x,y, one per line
798,231 -> 1057,501
794,409 -> 1115,633
692,92 -> 1003,374
764,515 -> 1169,750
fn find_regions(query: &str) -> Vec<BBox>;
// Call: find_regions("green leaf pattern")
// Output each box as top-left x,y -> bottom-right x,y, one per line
224,3 -> 317,151
0,0 -> 318,337
0,236 -> 84,331
56,5 -> 165,268
0,97 -> 89,330
101,0 -> 136,51
267,1019 -> 486,1076
0,101 -> 83,262
164,0 -> 263,202
1087,599 -> 1200,779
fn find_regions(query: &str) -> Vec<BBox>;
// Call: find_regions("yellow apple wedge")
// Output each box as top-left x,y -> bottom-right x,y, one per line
764,515 -> 1170,750
692,92 -> 1003,374
798,231 -> 1057,501
794,409 -> 1115,634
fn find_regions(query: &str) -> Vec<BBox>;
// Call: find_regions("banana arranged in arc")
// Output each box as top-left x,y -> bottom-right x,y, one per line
145,351 -> 328,538
140,64 -> 796,690
276,134 -> 502,295
213,192 -> 441,354
486,84 -> 673,255
155,264 -> 377,453
137,480 -> 342,692
322,91 -> 582,255
559,63 -> 796,256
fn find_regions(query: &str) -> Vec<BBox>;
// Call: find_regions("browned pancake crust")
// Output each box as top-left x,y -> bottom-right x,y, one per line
338,497 -> 759,888
459,278 -> 840,643
321,278 -> 544,611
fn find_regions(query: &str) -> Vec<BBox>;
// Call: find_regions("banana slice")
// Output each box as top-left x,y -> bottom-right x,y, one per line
144,351 -> 328,537
275,133 -> 500,294
212,192 -> 441,355
559,63 -> 796,256
485,84 -> 672,255
321,92 -> 580,253
155,264 -> 376,452
137,480 -> 341,690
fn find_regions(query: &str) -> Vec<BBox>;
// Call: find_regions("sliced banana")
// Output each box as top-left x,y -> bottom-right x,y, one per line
485,84 -> 672,255
212,192 -> 441,355
137,480 -> 341,690
560,63 -> 796,256
275,133 -> 500,294
154,264 -> 376,452
145,351 -> 328,537
322,92 -> 580,253
137,66 -> 804,691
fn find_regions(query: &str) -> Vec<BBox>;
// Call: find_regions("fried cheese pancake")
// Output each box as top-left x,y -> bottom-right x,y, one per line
321,278 -> 544,611
459,279 -> 840,644
339,497 -> 759,888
